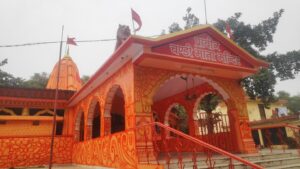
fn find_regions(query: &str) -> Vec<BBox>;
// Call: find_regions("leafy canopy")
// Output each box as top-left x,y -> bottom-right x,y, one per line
0,59 -> 49,88
277,91 -> 300,114
0,59 -> 25,87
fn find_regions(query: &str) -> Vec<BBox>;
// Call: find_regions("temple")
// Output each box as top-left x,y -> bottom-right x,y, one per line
0,25 -> 299,169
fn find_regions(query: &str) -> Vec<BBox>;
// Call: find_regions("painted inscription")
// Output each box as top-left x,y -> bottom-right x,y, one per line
169,36 -> 241,66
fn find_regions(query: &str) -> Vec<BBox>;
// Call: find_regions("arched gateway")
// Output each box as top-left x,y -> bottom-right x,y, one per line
67,25 -> 268,168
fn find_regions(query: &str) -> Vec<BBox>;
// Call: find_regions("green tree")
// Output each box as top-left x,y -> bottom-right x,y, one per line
171,104 -> 189,134
276,91 -> 300,114
277,90 -> 290,100
81,75 -> 90,85
183,7 -> 199,30
287,94 -> 300,113
23,72 -> 49,89
0,59 -> 25,87
199,94 -> 222,134
168,8 -> 300,107
168,23 -> 183,33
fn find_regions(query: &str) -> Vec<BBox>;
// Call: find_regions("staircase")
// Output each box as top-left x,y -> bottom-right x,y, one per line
136,122 -> 300,169
157,150 -> 300,169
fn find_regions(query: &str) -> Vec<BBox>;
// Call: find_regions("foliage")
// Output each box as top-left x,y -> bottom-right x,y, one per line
277,90 -> 290,100
276,91 -> 300,114
199,94 -> 221,113
0,59 -> 50,88
168,23 -> 183,33
168,7 -> 300,107
23,72 -> 49,89
0,59 -> 25,87
267,50 -> 300,80
242,68 -> 276,107
171,104 -> 189,134
81,75 -> 90,85
287,94 -> 300,113
183,7 -> 199,30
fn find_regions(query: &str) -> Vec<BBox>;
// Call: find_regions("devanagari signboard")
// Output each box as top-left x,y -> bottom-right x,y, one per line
153,33 -> 251,68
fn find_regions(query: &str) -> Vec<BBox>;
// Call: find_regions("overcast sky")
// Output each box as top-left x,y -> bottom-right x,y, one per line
0,0 -> 299,95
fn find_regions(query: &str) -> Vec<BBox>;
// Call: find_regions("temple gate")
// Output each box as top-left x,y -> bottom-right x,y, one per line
63,25 -> 267,168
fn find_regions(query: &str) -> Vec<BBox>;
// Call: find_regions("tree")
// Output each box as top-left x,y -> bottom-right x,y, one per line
287,94 -> 300,113
198,94 -> 222,134
277,91 -> 300,114
168,8 -> 300,107
183,7 -> 199,30
170,104 -> 189,134
277,90 -> 290,100
168,23 -> 182,33
23,72 -> 49,89
0,59 -> 25,87
81,75 -> 90,85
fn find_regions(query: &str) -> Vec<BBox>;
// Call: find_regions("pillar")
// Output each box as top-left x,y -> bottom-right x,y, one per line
258,129 -> 265,147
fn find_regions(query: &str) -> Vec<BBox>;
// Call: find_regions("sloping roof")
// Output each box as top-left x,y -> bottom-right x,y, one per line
0,87 -> 74,100
68,25 -> 268,106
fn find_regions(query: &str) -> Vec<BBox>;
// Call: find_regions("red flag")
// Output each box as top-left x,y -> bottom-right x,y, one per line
67,37 -> 77,46
131,8 -> 142,32
225,23 -> 233,39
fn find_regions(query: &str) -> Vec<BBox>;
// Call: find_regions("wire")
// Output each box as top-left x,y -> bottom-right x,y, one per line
0,38 -> 117,48
0,34 -> 161,48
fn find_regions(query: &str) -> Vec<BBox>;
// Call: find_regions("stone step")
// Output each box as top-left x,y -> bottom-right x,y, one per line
253,157 -> 300,168
159,154 -> 300,169
266,163 -> 300,169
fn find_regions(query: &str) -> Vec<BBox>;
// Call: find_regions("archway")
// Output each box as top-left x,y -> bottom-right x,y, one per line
194,92 -> 233,151
152,74 -> 229,136
87,99 -> 101,139
74,109 -> 85,142
104,85 -> 125,134
165,103 -> 189,135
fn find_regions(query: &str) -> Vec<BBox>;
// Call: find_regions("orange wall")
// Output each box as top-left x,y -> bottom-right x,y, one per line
0,121 -> 53,136
0,136 -> 73,168
72,130 -> 137,169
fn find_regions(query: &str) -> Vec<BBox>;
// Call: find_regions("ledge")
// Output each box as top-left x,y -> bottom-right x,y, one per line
0,115 -> 64,121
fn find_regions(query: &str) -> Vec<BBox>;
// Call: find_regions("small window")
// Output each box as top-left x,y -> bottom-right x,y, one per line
32,121 -> 40,126
0,120 -> 7,125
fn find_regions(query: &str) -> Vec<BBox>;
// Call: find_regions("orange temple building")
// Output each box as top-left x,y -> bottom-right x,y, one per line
0,25 -> 270,169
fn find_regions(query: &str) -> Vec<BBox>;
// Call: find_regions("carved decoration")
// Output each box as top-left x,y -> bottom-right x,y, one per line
0,136 -> 73,168
72,130 -> 137,169
115,25 -> 131,50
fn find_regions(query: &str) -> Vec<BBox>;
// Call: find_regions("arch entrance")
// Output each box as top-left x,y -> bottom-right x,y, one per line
194,92 -> 233,151
104,85 -> 126,134
74,110 -> 85,142
151,74 -> 237,151
86,100 -> 101,139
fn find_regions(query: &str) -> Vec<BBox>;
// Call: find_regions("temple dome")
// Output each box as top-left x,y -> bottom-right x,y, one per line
46,55 -> 82,91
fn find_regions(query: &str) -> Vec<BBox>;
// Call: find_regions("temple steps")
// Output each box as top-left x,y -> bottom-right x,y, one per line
157,151 -> 300,169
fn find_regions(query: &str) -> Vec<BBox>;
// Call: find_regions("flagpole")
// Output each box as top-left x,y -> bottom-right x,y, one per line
64,35 -> 69,55
49,25 -> 64,169
131,13 -> 136,35
204,0 -> 208,24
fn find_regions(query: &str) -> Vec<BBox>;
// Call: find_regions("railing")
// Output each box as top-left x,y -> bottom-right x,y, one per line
135,122 -> 263,169
251,124 -> 300,153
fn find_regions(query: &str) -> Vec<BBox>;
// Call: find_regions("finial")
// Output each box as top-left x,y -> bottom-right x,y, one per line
64,46 -> 71,58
